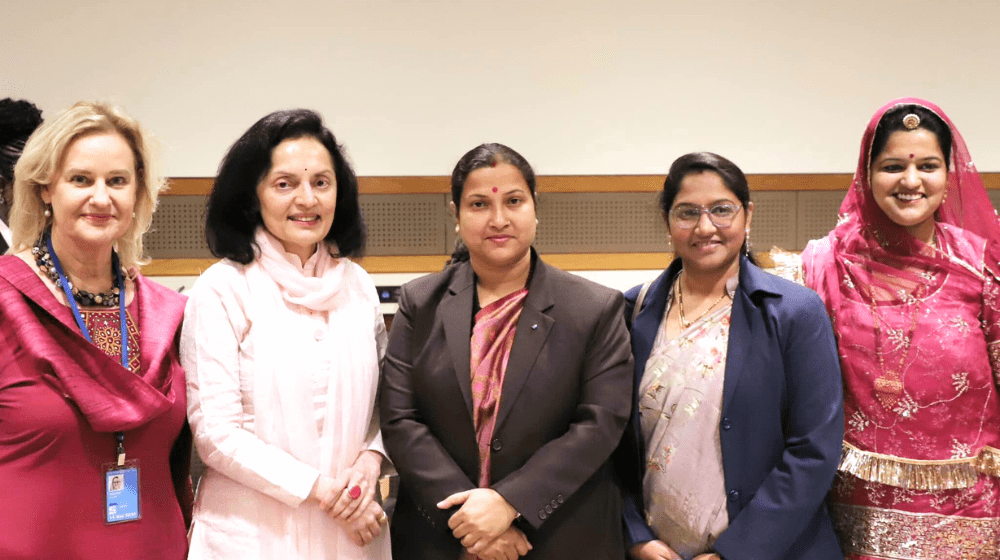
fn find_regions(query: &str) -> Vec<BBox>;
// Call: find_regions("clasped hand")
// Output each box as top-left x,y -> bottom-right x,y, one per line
438,488 -> 531,558
630,540 -> 721,560
309,450 -> 386,545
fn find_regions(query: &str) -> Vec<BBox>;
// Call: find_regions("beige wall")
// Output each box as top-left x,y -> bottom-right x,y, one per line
4,0 -> 999,177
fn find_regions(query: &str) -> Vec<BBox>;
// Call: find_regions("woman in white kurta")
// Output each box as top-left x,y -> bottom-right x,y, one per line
181,109 -> 391,560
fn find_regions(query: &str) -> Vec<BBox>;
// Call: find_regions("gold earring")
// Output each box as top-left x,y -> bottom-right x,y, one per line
744,229 -> 751,255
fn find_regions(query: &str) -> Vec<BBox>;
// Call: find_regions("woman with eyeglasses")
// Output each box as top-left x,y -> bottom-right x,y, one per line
617,152 -> 844,560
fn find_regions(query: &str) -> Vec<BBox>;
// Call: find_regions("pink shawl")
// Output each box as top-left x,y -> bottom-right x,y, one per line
246,229 -> 384,559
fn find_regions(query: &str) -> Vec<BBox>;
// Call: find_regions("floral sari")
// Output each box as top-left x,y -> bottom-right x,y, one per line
638,277 -> 735,559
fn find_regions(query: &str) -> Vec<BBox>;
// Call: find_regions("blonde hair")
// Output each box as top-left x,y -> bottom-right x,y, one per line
9,101 -> 164,270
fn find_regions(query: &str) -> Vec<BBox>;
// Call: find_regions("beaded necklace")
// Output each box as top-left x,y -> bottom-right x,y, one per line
33,233 -> 122,307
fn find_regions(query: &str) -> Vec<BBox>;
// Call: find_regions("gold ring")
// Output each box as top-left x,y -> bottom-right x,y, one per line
378,512 -> 388,524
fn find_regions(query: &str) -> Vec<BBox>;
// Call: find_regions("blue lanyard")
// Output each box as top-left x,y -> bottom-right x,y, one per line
47,235 -> 130,462
45,234 -> 128,368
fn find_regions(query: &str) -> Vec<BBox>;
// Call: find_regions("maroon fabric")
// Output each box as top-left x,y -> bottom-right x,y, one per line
0,255 -> 191,560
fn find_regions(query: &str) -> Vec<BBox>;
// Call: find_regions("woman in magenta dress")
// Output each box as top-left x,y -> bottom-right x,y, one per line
802,98 -> 1000,558
0,102 -> 191,560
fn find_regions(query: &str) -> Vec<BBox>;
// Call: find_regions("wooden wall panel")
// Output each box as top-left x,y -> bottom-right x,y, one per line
147,173 -> 1000,276
165,173 -> 1000,196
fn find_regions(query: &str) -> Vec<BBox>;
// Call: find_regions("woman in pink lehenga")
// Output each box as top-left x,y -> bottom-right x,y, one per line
802,98 -> 1000,559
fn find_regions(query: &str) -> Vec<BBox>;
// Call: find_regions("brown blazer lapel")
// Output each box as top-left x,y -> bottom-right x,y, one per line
495,259 -> 555,432
441,262 -> 476,421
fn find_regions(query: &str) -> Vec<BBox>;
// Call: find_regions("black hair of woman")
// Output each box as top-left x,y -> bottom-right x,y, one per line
660,151 -> 756,264
0,98 -> 44,220
447,142 -> 537,264
205,109 -> 365,264
869,104 -> 952,170
0,98 -> 43,181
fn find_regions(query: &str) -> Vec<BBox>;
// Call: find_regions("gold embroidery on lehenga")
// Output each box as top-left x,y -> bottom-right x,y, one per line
951,371 -> 970,395
948,316 -> 972,335
831,504 -> 1000,559
839,441 -> 1000,490
848,410 -> 869,433
889,394 -> 917,418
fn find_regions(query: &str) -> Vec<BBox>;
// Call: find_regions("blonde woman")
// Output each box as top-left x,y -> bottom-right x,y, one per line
0,102 -> 191,559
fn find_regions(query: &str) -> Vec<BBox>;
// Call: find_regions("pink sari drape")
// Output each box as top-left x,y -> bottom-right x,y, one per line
470,288 -> 528,488
803,98 -> 1000,559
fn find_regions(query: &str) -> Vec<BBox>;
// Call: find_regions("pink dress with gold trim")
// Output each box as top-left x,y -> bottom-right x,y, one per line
803,97 -> 1000,560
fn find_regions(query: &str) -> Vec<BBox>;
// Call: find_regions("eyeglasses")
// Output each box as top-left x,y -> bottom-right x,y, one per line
669,203 -> 742,229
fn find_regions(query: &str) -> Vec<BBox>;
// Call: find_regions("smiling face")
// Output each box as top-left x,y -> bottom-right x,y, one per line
256,136 -> 337,264
41,131 -> 137,254
869,128 -> 948,244
668,170 -> 752,277
454,162 -> 536,271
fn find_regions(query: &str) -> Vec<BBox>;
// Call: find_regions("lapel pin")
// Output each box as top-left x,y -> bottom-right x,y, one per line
532,324 -> 538,330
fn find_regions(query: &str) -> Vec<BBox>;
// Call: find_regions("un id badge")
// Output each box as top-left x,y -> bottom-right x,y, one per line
103,461 -> 141,524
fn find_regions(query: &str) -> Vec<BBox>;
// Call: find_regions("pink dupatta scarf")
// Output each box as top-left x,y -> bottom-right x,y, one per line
470,288 -> 528,488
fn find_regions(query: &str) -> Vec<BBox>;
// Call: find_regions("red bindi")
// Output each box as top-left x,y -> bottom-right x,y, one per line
492,187 -> 498,193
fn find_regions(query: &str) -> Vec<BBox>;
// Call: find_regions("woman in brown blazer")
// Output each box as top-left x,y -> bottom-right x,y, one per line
380,143 -> 633,560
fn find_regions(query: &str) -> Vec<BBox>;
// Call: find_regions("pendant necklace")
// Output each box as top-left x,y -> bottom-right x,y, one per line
676,270 -> 729,329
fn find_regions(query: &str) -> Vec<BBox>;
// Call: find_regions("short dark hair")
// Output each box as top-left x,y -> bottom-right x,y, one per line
205,109 -> 365,264
870,103 -> 952,170
0,98 -> 43,184
0,98 -> 43,223
447,143 -> 536,263
660,151 -> 755,260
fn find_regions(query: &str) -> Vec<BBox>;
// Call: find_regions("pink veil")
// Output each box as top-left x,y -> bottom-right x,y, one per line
814,97 -> 1000,320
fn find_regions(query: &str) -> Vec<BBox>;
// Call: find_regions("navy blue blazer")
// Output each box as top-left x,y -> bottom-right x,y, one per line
617,256 -> 844,560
